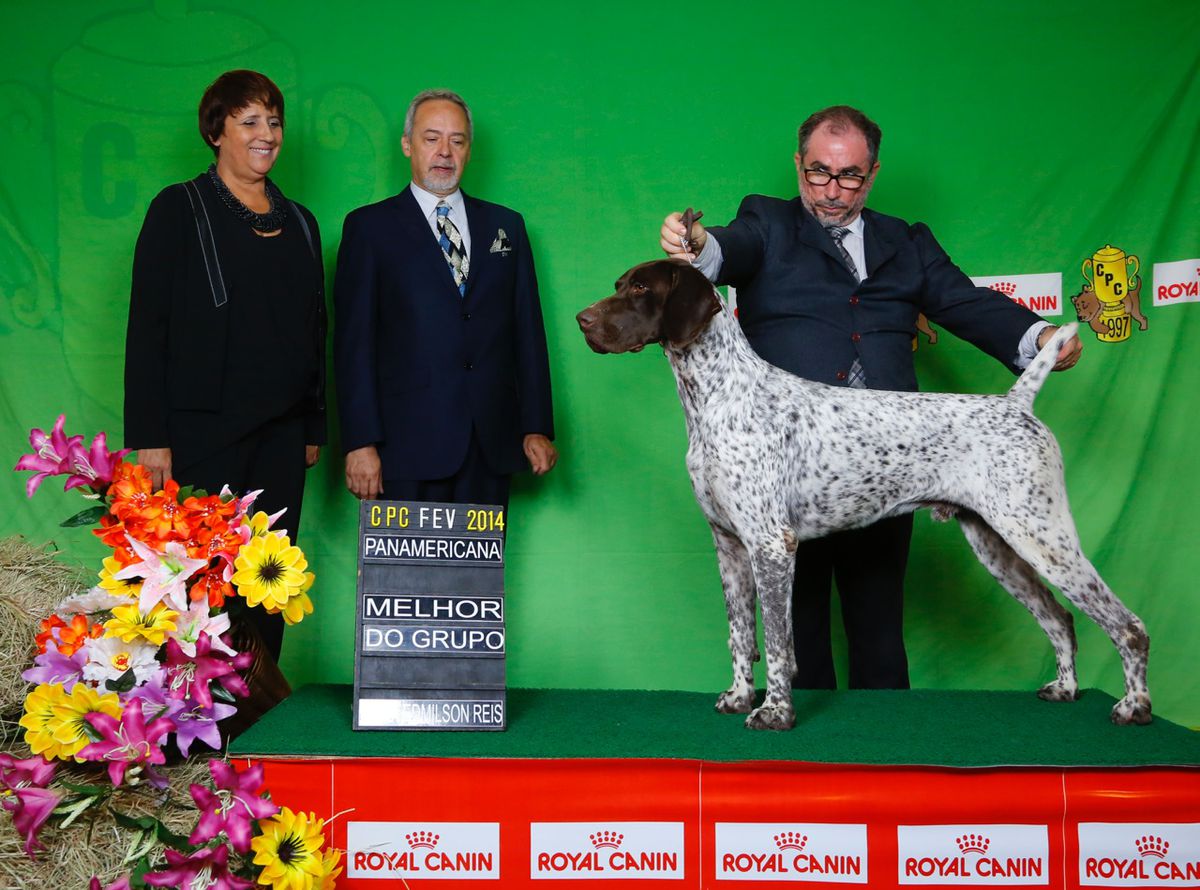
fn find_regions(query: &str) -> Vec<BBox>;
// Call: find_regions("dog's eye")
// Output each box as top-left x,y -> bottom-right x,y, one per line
631,281 -> 647,293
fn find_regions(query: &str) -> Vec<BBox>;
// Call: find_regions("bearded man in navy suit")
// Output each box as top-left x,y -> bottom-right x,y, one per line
660,105 -> 1082,691
334,89 -> 557,510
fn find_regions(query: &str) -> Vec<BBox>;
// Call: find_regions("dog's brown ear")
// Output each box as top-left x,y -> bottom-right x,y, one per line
661,261 -> 722,348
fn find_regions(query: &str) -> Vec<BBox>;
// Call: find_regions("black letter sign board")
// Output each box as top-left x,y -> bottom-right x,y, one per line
353,500 -> 506,730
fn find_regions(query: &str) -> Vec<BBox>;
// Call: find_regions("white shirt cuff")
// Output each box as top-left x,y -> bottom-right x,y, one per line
692,232 -> 724,282
1014,320 -> 1053,369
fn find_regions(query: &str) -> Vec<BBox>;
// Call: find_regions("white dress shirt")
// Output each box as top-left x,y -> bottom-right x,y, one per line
409,182 -> 472,259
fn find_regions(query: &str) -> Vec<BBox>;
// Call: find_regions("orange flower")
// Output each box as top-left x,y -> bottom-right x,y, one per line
35,614 -> 102,656
140,481 -> 198,541
191,568 -> 232,609
183,492 -> 237,529
108,462 -> 154,521
34,616 -> 65,654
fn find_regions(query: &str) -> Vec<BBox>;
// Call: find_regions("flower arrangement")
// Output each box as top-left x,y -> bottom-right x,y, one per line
6,415 -> 341,888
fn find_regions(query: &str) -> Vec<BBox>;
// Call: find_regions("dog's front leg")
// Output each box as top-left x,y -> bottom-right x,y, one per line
711,526 -> 757,714
746,530 -> 799,730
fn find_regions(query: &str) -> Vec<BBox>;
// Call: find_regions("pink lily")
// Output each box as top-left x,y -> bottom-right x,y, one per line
89,878 -> 133,890
116,534 -> 207,613
143,843 -> 254,890
0,753 -> 60,859
173,601 -> 237,658
79,697 -> 174,788
164,634 -> 252,710
63,431 -> 130,492
189,760 -> 279,853
0,753 -> 57,790
13,414 -> 81,497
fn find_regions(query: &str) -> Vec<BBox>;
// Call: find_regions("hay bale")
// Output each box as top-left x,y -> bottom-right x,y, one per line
0,536 -> 89,738
0,757 -> 214,889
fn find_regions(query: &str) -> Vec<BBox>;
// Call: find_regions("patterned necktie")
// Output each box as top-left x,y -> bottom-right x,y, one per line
436,201 -> 469,296
825,225 -> 859,279
826,225 -> 867,388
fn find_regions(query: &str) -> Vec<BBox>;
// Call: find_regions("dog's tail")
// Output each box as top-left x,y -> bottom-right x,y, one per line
1006,322 -> 1077,411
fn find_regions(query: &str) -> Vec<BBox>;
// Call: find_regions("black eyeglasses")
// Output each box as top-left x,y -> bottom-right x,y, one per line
803,168 -> 867,190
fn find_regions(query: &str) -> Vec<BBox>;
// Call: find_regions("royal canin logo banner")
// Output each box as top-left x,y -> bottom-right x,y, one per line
346,821 -> 500,880
1079,822 -> 1200,886
970,273 -> 1063,317
530,821 -> 685,880
897,824 -> 1049,885
1151,259 -> 1200,307
714,822 -> 869,882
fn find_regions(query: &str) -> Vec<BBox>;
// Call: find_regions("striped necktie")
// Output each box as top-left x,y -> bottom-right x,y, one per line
825,225 -> 859,279
436,201 -> 469,296
826,225 -> 867,389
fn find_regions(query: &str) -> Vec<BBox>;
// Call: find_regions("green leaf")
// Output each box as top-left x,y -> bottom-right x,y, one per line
105,667 -> 138,694
59,779 -> 108,797
60,505 -> 108,527
175,484 -> 194,503
57,795 -> 96,828
211,683 -> 237,704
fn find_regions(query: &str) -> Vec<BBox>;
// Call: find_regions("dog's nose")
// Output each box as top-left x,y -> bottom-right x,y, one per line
576,307 -> 597,330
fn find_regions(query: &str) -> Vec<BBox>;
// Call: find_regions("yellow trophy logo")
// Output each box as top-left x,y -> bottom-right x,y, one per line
1071,244 -> 1148,342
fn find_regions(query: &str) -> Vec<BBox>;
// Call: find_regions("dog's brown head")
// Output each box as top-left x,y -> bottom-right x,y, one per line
576,259 -> 723,354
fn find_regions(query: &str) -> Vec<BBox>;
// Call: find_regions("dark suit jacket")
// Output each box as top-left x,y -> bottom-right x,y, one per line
125,175 -> 326,457
708,196 -> 1042,391
333,187 -> 554,480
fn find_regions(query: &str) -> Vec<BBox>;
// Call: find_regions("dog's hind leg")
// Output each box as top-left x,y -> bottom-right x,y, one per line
745,529 -> 799,731
956,511 -> 1079,702
986,509 -> 1151,725
711,525 -> 757,715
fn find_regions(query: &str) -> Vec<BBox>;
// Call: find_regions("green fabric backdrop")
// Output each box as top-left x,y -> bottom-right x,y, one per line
1,1 -> 1197,727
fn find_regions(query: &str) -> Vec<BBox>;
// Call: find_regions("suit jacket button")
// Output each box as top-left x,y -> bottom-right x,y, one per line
464,362 -> 473,370
849,295 -> 860,306
851,332 -> 861,343
462,312 -> 471,320
836,370 -> 848,381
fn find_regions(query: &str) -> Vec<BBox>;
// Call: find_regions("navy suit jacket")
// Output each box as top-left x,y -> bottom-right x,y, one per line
333,187 -> 554,480
708,196 -> 1042,391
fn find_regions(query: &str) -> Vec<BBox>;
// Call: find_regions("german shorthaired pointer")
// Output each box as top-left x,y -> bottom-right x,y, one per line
577,259 -> 1150,731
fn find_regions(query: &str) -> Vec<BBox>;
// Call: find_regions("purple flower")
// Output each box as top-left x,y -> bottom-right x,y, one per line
22,646 -> 87,691
12,415 -> 129,497
122,671 -> 184,722
164,634 -> 251,711
89,877 -> 133,890
143,840 -> 255,889
188,760 -> 279,853
3,787 -> 60,858
173,700 -> 237,757
63,431 -> 130,492
13,414 -> 81,497
0,754 -> 60,859
79,697 -> 174,788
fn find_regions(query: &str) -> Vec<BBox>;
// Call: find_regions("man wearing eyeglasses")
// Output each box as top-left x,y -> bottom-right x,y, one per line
659,104 -> 1081,692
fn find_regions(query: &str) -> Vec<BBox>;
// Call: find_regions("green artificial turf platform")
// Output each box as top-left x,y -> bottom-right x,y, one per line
229,684 -> 1199,768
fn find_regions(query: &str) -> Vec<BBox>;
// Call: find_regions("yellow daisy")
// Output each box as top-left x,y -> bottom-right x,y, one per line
19,683 -> 68,759
50,684 -> 121,760
97,554 -> 142,600
314,848 -> 343,889
280,573 -> 315,626
232,534 -> 308,612
251,807 -> 327,890
245,510 -> 276,539
104,602 -> 179,645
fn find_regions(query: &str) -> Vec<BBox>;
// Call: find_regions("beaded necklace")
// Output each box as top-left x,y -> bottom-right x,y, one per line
207,164 -> 288,232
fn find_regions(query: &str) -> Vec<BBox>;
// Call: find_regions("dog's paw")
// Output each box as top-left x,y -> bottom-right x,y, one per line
1111,694 -> 1152,726
715,689 -> 753,714
1036,680 -> 1079,703
745,704 -> 795,731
